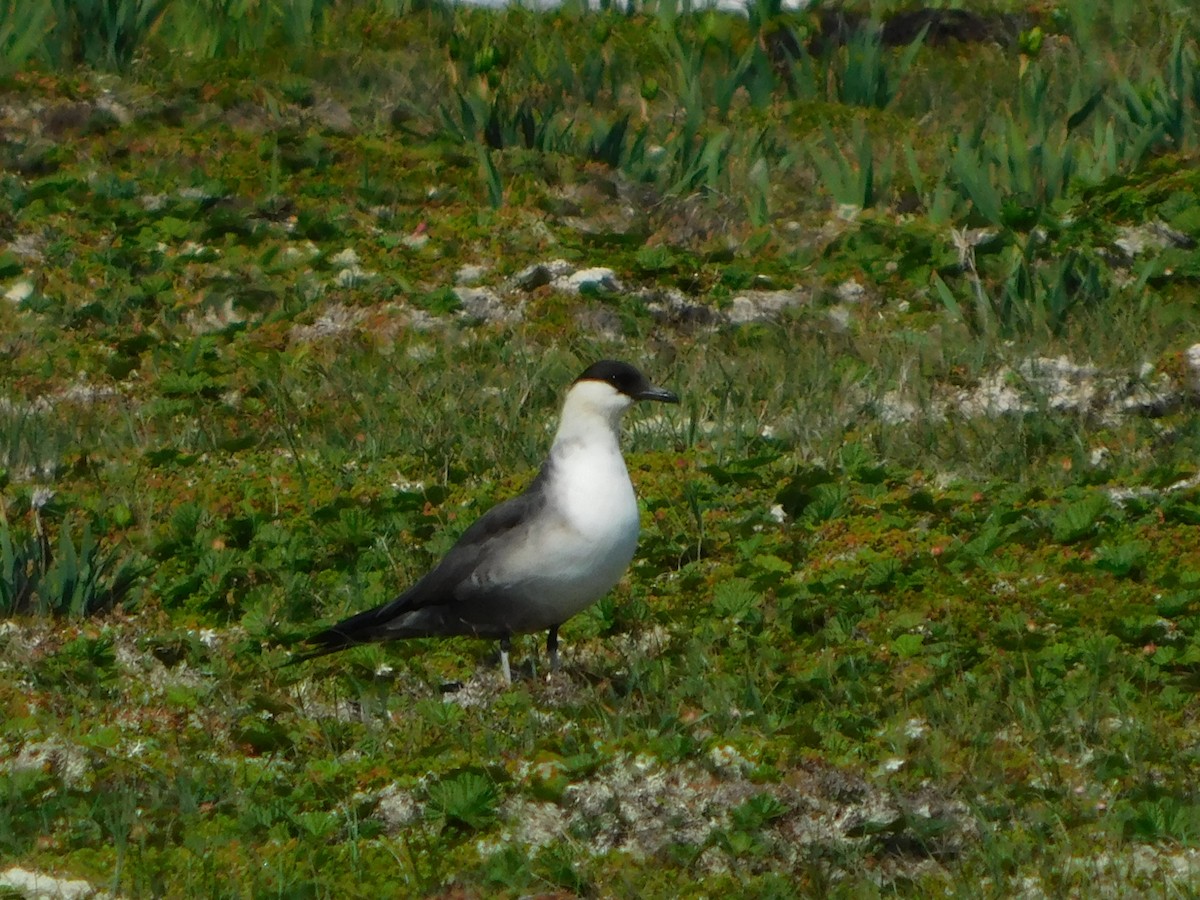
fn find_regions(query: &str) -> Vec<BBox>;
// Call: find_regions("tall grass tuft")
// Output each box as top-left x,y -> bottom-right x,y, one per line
0,0 -> 52,75
831,19 -> 927,109
47,0 -> 169,70
0,498 -> 145,617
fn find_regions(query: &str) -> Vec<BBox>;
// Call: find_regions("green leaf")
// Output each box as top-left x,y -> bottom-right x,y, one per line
1049,494 -> 1110,543
713,578 -> 759,621
752,554 -> 791,574
479,148 -> 503,209
893,633 -> 925,658
1066,86 -> 1107,134
427,769 -> 501,832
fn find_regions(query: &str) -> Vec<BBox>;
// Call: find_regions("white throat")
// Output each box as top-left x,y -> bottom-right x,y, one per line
545,379 -> 639,542
551,380 -> 633,450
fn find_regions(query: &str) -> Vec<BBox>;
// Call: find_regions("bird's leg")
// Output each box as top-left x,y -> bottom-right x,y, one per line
546,625 -> 560,674
499,635 -> 513,685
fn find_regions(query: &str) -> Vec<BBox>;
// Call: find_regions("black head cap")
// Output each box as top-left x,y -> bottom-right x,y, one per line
575,360 -> 679,403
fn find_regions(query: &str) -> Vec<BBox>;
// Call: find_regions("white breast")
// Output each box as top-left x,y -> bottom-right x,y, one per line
553,437 -> 639,544
487,435 -> 640,633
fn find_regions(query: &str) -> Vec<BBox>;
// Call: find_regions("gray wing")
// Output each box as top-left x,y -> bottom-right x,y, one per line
299,468 -> 551,655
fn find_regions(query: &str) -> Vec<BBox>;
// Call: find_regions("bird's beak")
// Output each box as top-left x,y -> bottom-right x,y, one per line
635,384 -> 679,404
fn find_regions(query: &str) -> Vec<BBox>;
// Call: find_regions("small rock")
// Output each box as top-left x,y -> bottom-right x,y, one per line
727,296 -> 760,325
827,305 -> 852,331
878,390 -> 925,425
454,264 -> 489,285
280,242 -> 320,265
455,286 -> 521,325
313,98 -> 354,134
556,267 -> 622,295
511,263 -> 554,291
726,289 -> 808,325
333,266 -> 374,287
140,193 -> 168,212
376,785 -> 424,830
836,279 -> 866,303
1178,342 -> 1200,385
330,248 -> 360,269
954,369 -> 1029,418
574,307 -> 625,341
641,288 -> 721,329
1015,356 -> 1099,413
1114,220 -> 1196,260
0,867 -> 116,900
95,92 -> 133,126
178,186 -> 218,203
8,738 -> 90,788
58,379 -> 118,406
1116,379 -> 1177,417
839,794 -> 904,837
4,281 -> 33,303
9,233 -> 45,261
402,224 -> 429,249
289,304 -> 365,342
221,102 -> 273,134
12,138 -> 61,176
513,259 -> 575,292
708,744 -> 751,774
1151,219 -> 1195,249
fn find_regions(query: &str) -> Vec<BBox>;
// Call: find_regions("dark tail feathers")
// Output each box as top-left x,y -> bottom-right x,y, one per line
280,601 -> 399,668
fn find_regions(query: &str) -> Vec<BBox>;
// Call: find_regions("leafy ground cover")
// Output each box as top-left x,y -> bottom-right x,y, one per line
3,0 -> 1200,896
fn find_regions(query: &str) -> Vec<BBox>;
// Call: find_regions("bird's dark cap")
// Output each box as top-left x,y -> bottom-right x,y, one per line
575,360 -> 679,403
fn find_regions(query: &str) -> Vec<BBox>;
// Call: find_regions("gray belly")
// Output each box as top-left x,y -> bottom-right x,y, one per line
457,516 -> 639,635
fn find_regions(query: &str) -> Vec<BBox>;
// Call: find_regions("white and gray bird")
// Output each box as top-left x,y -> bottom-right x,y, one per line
294,360 -> 678,684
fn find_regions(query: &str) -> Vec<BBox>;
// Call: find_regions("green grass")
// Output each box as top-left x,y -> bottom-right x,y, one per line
2,0 -> 1200,896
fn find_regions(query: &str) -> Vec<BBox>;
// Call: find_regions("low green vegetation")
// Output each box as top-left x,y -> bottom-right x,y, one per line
2,0 -> 1200,895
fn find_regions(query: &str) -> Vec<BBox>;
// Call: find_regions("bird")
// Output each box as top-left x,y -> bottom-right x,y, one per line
292,359 -> 679,684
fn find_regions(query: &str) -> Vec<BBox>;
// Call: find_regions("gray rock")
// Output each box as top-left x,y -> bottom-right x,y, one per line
574,307 -> 625,341
289,304 -> 365,343
512,259 -> 575,291
511,264 -> 553,291
640,288 -> 721,329
375,784 -> 424,829
836,279 -> 867,303
881,353 -> 1191,425
0,867 -> 118,900
726,288 -> 809,324
556,267 -> 622,294
96,92 -> 133,126
454,264 -> 489,285
314,98 -> 354,134
1187,344 -> 1200,396
1113,219 -> 1195,260
455,286 -> 522,325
